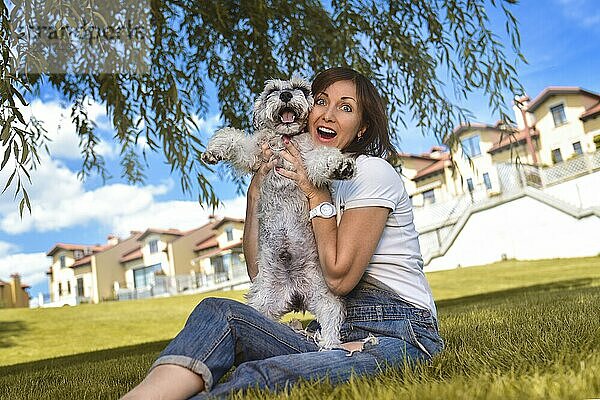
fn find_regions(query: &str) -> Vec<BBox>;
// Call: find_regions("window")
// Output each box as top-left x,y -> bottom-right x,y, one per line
149,240 -> 159,254
572,141 -> 583,155
73,250 -> 83,259
466,178 -> 474,192
550,104 -> 567,127
423,189 -> 436,205
58,282 -> 63,296
551,148 -> 563,164
76,277 -> 84,297
133,263 -> 162,288
67,281 -> 71,294
483,173 -> 492,190
461,135 -> 481,158
225,227 -> 234,242
59,255 -> 66,268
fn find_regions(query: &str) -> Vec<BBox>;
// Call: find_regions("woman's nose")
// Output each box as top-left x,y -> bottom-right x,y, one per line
323,106 -> 336,122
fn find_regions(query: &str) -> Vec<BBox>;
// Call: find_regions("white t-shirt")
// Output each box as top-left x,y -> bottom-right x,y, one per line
331,155 -> 438,318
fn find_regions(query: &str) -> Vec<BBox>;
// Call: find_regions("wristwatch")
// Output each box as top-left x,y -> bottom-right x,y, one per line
309,202 -> 336,220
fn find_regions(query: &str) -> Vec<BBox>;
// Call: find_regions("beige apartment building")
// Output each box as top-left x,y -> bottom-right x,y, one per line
0,274 -> 29,308
398,86 -> 600,205
46,217 -> 246,305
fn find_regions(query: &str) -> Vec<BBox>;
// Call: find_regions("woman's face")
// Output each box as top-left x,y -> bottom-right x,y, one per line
308,80 -> 366,150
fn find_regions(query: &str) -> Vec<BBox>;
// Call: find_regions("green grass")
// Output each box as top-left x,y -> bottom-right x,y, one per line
1,256 -> 599,399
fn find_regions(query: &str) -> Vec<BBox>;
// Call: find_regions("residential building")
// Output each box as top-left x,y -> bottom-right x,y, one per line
397,86 -> 600,205
190,217 -> 245,285
514,87 -> 600,165
396,147 -> 456,206
47,242 -> 111,305
0,274 -> 29,308
45,217 -> 247,305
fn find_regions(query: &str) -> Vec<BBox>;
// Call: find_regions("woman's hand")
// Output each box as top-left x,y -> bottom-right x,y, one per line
248,142 -> 277,199
244,142 -> 277,281
276,139 -> 329,201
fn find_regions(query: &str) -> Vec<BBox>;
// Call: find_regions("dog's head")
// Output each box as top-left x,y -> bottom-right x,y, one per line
253,76 -> 313,137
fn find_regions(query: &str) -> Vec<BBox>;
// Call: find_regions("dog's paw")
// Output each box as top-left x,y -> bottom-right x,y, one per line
330,158 -> 356,180
201,150 -> 221,165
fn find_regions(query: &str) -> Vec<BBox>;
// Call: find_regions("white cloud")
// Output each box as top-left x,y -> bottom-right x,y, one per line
0,154 -> 170,234
0,149 -> 247,236
0,251 -> 49,287
110,196 -> 247,237
556,0 -> 600,29
19,98 -> 116,161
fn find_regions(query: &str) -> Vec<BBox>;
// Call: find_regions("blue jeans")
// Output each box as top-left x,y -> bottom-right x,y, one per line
151,278 -> 444,399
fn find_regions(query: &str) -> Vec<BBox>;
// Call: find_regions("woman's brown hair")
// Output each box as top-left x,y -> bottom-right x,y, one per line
311,67 -> 396,158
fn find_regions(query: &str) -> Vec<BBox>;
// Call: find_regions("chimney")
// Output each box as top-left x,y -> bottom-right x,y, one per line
513,95 -> 531,130
208,214 -> 217,223
10,273 -> 20,307
107,234 -> 120,246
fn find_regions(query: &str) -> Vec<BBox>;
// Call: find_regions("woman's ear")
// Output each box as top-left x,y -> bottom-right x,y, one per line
358,125 -> 368,137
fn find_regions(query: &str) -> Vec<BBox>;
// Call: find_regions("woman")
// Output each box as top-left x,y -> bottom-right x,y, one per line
122,67 -> 443,400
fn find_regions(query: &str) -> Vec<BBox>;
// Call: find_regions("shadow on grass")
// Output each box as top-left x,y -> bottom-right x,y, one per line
0,320 -> 27,348
437,278 -> 595,309
0,339 -> 170,377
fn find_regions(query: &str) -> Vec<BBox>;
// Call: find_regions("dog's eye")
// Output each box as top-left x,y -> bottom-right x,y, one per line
293,85 -> 311,98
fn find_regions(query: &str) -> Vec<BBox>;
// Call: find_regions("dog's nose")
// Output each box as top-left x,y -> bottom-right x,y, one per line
279,91 -> 293,103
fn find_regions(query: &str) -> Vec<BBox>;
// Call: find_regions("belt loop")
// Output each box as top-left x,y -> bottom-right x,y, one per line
375,305 -> 383,321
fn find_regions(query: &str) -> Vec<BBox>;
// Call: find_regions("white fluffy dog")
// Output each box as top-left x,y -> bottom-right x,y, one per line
201,77 -> 354,347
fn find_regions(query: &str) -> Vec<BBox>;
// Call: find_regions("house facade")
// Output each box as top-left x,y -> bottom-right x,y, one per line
398,86 -> 600,205
0,274 -> 29,308
45,217 -> 247,305
516,87 -> 600,165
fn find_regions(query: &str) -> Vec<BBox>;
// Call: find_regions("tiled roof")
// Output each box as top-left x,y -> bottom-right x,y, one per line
71,255 -> 93,268
200,241 -> 243,259
0,279 -> 30,289
488,129 -> 540,154
46,243 -> 106,256
396,152 -> 436,161
526,87 -> 600,113
194,237 -> 219,251
443,123 -> 502,144
137,228 -> 186,241
412,159 -> 452,181
120,247 -> 143,263
213,217 -> 245,230
580,101 -> 600,121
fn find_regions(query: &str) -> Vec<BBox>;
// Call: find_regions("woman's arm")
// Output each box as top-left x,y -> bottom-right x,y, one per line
277,142 -> 389,296
308,190 -> 389,295
243,144 -> 276,281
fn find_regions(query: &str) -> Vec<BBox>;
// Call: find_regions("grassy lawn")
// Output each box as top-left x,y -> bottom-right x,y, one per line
1,256 -> 599,399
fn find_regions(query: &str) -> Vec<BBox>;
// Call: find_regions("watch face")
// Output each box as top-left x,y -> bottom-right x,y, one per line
320,203 -> 335,217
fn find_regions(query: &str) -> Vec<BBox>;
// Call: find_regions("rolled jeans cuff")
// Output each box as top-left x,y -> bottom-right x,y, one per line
150,355 -> 214,391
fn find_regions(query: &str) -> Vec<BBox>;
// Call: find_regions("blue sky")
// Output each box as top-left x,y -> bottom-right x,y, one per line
1,0 -> 599,300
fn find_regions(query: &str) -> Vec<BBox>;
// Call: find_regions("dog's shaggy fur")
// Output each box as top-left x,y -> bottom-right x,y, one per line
201,77 -> 354,347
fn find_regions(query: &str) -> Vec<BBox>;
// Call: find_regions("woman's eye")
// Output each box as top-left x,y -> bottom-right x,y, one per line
340,104 -> 352,112
315,98 -> 326,106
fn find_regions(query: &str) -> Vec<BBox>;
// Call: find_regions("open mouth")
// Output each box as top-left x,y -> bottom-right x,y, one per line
279,107 -> 297,124
317,127 -> 337,140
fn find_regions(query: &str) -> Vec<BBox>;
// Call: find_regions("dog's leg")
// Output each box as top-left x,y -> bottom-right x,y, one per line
307,281 -> 345,349
303,146 -> 356,186
245,248 -> 289,321
202,127 -> 264,173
